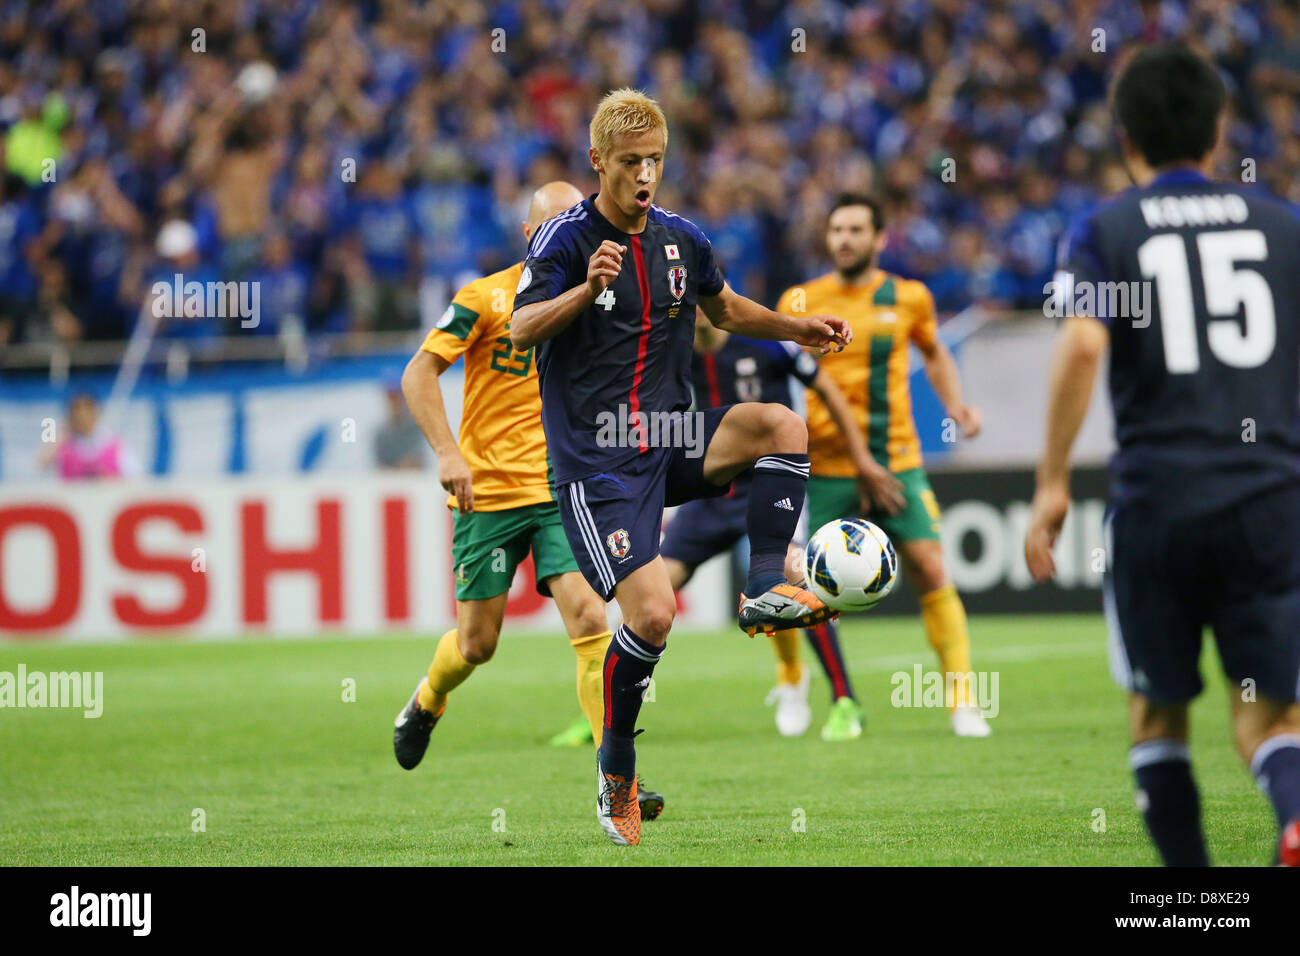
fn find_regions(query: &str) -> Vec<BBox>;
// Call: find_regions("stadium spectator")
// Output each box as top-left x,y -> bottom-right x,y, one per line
44,157 -> 145,341
248,231 -> 309,338
1,0 -> 1297,350
39,393 -> 140,480
373,379 -> 426,470
339,159 -> 419,332
1255,0 -> 1300,96
0,172 -> 40,344
4,87 -> 63,186
29,257 -> 82,344
121,218 -> 221,344
927,225 -> 1017,313
187,91 -> 286,281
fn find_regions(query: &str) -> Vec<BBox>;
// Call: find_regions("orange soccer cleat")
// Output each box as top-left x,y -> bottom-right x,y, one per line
738,583 -> 839,637
596,760 -> 642,846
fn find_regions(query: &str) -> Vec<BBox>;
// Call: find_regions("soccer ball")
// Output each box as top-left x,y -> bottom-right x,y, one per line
804,518 -> 898,611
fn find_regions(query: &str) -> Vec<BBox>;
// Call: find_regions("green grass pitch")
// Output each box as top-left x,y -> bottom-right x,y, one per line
0,614 -> 1276,866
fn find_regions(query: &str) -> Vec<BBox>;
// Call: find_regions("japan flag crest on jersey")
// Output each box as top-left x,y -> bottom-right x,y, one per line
668,265 -> 687,301
606,528 -> 631,558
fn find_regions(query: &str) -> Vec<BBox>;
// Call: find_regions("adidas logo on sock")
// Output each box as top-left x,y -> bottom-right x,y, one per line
774,497 -> 795,511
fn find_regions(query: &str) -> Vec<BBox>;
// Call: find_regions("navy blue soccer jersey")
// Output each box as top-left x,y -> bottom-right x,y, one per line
513,196 -> 726,484
1056,169 -> 1300,512
692,336 -> 819,411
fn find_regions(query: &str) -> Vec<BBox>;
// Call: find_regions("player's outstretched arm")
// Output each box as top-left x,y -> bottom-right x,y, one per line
918,338 -> 982,439
511,240 -> 625,351
402,349 -> 475,513
699,282 -> 851,353
809,369 -> 904,515
1025,316 -> 1109,581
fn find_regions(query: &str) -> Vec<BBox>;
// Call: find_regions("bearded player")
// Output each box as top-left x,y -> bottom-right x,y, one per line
511,89 -> 851,846
777,194 -> 991,738
392,180 -> 664,820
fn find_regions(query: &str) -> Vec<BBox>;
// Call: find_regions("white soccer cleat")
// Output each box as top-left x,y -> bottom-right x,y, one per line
950,705 -> 992,738
765,669 -> 812,737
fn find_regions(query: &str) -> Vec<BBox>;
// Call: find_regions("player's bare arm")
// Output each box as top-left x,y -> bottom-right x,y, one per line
693,311 -> 727,351
1024,315 -> 1109,582
808,368 -> 904,515
510,239 -> 626,350
401,349 -> 475,513
918,338 -> 982,439
699,281 -> 851,354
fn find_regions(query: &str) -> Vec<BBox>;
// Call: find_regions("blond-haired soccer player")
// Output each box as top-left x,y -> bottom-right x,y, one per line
511,90 -> 851,846
392,181 -> 664,820
777,193 -> 991,739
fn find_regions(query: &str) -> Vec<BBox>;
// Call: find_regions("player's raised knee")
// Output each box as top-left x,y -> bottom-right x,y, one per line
755,402 -> 806,453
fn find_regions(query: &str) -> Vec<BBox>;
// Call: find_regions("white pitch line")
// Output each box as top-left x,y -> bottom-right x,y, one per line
854,640 -> 1102,673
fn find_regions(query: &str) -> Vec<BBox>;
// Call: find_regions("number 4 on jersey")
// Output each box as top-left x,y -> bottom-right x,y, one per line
595,287 -> 617,311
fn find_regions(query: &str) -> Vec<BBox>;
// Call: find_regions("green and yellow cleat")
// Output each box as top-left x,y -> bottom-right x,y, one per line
821,696 -> 864,742
549,715 -> 595,748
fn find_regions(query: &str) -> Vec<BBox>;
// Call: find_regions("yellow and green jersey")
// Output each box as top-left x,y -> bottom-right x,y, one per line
420,262 -> 553,511
776,270 -> 938,476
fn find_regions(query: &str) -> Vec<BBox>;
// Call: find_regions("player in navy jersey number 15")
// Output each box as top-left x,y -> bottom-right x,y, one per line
511,89 -> 851,846
1026,45 -> 1300,866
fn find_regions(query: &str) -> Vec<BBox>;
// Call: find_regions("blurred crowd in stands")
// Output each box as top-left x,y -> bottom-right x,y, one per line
2,0 -> 1300,351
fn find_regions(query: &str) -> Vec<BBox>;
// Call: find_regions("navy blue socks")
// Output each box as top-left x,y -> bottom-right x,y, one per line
1131,738 -> 1209,866
598,625 -> 663,778
745,453 -> 809,596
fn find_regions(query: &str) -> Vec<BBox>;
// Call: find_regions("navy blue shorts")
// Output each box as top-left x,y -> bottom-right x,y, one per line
660,477 -> 750,570
557,406 -> 735,600
1105,482 -> 1300,704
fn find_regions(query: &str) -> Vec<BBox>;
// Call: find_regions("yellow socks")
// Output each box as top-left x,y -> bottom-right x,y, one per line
416,629 -> 476,715
571,630 -> 613,748
920,584 -> 974,709
415,628 -> 612,744
769,629 -> 803,686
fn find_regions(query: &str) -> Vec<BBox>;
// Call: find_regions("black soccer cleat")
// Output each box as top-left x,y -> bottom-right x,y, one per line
392,682 -> 440,770
637,775 -> 665,821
